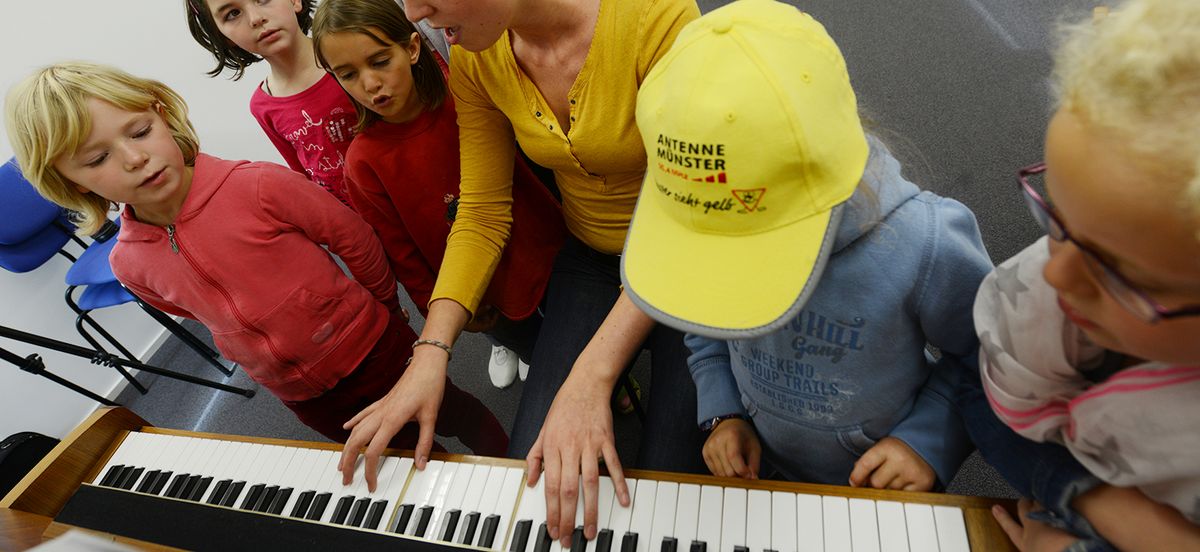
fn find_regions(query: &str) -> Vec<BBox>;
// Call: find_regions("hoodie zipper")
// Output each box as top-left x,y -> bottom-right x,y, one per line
167,225 -> 289,366
166,224 -> 179,254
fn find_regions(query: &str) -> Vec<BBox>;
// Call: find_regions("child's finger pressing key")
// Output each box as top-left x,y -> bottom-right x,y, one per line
848,436 -> 936,491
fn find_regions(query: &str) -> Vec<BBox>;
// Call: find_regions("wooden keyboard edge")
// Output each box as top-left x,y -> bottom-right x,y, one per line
1,407 -> 148,517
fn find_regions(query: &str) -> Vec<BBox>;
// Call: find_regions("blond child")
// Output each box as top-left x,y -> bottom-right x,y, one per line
4,62 -> 508,459
959,0 -> 1200,549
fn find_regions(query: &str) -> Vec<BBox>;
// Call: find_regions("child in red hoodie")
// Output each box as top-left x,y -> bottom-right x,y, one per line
5,61 -> 508,459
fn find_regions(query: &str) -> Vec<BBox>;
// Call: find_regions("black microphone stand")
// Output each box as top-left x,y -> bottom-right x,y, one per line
0,325 -> 255,406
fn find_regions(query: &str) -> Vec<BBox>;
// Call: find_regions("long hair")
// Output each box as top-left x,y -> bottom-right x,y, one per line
185,0 -> 317,80
312,0 -> 446,132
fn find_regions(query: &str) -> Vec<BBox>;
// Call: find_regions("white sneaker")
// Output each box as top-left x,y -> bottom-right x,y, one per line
518,358 -> 529,382
488,345 -> 518,388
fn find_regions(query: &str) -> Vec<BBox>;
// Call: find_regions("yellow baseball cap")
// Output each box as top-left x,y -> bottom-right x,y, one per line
622,0 -> 868,339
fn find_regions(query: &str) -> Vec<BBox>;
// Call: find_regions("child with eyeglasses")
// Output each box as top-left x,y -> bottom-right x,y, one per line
959,0 -> 1200,549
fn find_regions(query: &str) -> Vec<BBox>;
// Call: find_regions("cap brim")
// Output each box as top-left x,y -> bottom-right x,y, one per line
622,172 -> 841,340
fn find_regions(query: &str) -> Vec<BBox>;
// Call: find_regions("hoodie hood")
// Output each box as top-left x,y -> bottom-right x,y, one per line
831,136 -> 921,254
119,153 -> 238,241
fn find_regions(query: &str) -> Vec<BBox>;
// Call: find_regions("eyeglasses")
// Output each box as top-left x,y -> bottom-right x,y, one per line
1018,162 -> 1200,323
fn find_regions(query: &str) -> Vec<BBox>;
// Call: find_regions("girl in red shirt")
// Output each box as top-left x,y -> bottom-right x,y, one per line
312,0 -> 565,390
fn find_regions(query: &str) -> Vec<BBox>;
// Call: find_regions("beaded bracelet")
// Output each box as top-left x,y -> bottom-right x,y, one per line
412,338 -> 453,360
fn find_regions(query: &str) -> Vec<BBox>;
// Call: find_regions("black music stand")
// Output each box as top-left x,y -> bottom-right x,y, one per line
0,324 -> 254,406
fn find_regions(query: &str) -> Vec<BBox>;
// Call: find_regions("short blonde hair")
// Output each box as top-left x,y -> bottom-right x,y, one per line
1054,0 -> 1200,228
4,62 -> 200,235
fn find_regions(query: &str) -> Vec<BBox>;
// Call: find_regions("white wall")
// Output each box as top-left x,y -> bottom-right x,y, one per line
0,1 -> 285,440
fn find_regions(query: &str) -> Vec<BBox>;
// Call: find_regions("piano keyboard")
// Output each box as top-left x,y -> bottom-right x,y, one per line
87,431 -> 977,552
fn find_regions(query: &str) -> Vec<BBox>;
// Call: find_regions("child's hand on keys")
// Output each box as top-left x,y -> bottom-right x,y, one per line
702,418 -> 761,479
848,436 -> 936,491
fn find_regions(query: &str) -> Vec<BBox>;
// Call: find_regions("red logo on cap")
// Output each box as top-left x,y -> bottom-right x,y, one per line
732,188 -> 766,212
691,172 -> 727,184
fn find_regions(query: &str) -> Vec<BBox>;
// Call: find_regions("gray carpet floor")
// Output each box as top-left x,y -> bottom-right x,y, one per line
116,0 -> 1110,501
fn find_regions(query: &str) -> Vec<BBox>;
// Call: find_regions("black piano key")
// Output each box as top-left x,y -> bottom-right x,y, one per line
347,498 -> 371,527
136,470 -> 161,494
571,526 -> 586,552
99,464 -> 125,487
509,519 -> 532,552
413,505 -> 434,537
239,483 -> 265,510
364,500 -> 388,530
439,509 -> 461,541
305,492 -> 332,521
110,466 -> 135,489
254,486 -> 280,512
688,541 -> 706,552
207,480 -> 232,505
187,477 -> 213,501
221,481 -> 246,507
119,467 -> 145,490
533,522 -> 552,552
478,513 -> 500,548
620,532 -> 638,552
660,536 -> 678,552
267,488 -> 293,515
178,475 -> 202,500
149,471 -> 173,495
458,511 -> 481,545
164,474 -> 190,498
733,546 -> 749,552
391,504 -> 415,533
595,529 -> 614,552
290,490 -> 316,518
331,495 -> 354,524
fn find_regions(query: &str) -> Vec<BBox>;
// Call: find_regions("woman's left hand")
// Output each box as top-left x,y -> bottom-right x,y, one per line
993,499 -> 1080,552
526,367 -> 631,549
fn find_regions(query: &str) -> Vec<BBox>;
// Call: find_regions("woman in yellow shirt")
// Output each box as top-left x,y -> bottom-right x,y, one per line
337,0 -> 703,546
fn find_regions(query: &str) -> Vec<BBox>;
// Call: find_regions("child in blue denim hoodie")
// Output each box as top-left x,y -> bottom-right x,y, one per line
621,0 -> 992,491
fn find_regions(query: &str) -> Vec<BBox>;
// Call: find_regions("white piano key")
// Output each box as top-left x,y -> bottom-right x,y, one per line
629,479 -> 658,552
904,503 -> 939,552
375,456 -> 415,527
486,467 -> 523,550
822,496 -> 852,552
521,476 -> 549,552
606,477 -> 638,538
933,506 -> 969,552
437,462 -> 475,540
281,449 -> 330,510
796,493 -> 823,552
93,432 -> 146,484
771,491 -> 796,552
127,433 -> 176,491
746,489 -> 772,552
849,498 -> 880,552
200,441 -> 249,502
298,451 -> 340,516
364,456 -> 401,500
273,447 -> 319,512
458,464 -> 493,514
396,460 -> 448,535
876,501 -> 909,552
425,461 -> 461,538
696,485 -> 723,552
649,481 -> 677,552
720,487 -> 746,552
585,477 -> 618,552
313,450 -> 352,523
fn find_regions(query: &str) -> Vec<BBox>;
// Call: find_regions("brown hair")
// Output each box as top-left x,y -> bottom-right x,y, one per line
185,0 -> 317,80
312,0 -> 446,132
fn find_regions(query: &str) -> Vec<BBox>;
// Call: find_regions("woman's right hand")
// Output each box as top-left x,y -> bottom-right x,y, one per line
339,299 -> 472,492
340,346 -> 448,492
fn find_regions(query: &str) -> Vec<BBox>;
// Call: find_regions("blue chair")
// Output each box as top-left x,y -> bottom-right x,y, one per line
0,157 -> 233,399
63,217 -> 234,379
